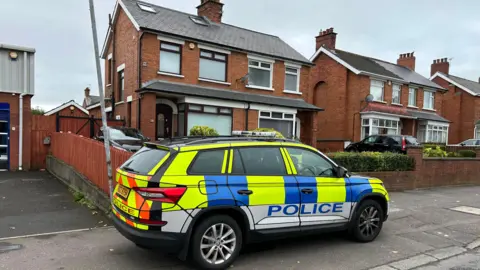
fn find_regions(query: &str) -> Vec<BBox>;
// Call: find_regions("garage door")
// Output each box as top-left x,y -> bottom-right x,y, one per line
0,103 -> 9,171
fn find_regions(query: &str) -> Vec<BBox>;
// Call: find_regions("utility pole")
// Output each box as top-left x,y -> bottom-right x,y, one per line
88,0 -> 114,202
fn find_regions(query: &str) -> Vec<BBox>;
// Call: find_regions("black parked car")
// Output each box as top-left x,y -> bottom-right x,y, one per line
345,135 -> 420,154
95,127 -> 149,152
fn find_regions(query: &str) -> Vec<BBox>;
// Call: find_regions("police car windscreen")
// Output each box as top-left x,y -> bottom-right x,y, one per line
120,147 -> 168,175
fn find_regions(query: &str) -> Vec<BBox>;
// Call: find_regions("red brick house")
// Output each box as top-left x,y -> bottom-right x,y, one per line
0,43 -> 35,171
430,59 -> 480,143
97,0 -> 322,146
310,28 -> 449,151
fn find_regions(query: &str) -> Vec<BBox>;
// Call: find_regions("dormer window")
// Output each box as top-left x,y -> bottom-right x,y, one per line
138,3 -> 156,13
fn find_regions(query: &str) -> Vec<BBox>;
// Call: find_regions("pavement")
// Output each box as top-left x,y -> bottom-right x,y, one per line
0,171 -> 110,239
1,172 -> 480,269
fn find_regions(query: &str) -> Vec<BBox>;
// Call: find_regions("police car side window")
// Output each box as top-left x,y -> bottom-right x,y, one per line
189,150 -> 225,175
238,147 -> 286,175
231,149 -> 245,174
286,147 -> 335,177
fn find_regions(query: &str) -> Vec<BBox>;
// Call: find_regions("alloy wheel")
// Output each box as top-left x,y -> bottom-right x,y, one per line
358,206 -> 380,237
200,223 -> 237,265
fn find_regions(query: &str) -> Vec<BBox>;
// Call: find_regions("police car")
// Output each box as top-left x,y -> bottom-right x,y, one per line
112,131 -> 390,269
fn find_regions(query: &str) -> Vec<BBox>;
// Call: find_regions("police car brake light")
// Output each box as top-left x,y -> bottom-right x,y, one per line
134,187 -> 187,203
232,130 -> 277,137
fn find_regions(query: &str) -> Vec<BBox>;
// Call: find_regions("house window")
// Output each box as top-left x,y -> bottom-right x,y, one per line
419,123 -> 448,143
118,69 -> 124,102
408,88 -> 417,106
179,104 -> 232,136
284,66 -> 300,92
423,91 -> 435,110
392,84 -> 401,104
476,124 -> 480,139
107,59 -> 112,84
370,80 -> 384,101
259,111 -> 296,138
248,60 -> 273,89
199,50 -> 227,82
159,42 -> 181,74
361,117 -> 399,139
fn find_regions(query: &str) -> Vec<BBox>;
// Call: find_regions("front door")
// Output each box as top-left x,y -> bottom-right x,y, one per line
283,147 -> 351,228
227,146 -> 301,231
156,104 -> 172,139
0,103 -> 9,171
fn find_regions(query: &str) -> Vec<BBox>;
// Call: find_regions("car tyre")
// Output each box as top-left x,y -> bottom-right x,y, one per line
349,199 -> 384,242
190,215 -> 242,270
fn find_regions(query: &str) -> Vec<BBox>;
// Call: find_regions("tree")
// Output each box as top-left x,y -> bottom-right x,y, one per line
31,106 -> 45,115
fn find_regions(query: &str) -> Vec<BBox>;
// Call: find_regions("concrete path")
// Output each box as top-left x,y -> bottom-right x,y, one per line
1,177 -> 480,269
0,171 -> 110,239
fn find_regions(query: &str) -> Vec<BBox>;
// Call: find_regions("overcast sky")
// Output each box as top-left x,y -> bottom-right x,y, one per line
1,0 -> 479,110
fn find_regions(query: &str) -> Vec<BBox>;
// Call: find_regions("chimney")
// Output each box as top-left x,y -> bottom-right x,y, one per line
84,87 -> 90,98
430,58 -> 450,76
397,52 -> 416,71
197,0 -> 223,24
315,27 -> 337,51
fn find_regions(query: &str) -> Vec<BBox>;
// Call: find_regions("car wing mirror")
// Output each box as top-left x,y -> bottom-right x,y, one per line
337,166 -> 348,178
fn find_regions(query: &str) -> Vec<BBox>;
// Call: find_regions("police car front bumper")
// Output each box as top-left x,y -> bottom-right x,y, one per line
113,216 -> 185,253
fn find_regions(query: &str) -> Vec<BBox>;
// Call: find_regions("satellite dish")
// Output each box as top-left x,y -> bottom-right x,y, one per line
365,94 -> 374,103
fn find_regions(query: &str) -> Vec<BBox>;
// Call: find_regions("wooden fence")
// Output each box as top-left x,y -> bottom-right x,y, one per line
51,132 -> 132,194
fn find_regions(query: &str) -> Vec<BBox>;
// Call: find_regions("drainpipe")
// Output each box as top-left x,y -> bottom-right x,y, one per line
245,103 -> 251,131
137,31 -> 144,130
19,51 -> 28,171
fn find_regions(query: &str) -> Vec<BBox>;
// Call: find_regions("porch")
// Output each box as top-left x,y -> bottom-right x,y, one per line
137,80 -> 323,146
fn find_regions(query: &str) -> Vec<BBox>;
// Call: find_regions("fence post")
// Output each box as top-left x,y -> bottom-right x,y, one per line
55,113 -> 60,132
90,115 -> 95,138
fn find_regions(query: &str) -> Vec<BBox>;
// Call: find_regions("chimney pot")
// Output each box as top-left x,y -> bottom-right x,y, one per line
430,56 -> 450,76
197,0 -> 223,23
315,26 -> 337,50
397,52 -> 416,70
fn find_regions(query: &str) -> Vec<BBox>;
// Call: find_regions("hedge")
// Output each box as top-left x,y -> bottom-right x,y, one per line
189,126 -> 219,136
327,152 -> 415,172
423,146 -> 477,158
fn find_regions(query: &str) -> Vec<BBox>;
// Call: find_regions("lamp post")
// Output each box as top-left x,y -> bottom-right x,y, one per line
352,94 -> 374,142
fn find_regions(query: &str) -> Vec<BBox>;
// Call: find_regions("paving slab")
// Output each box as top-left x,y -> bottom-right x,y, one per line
415,253 -> 480,270
425,246 -> 466,260
389,254 -> 437,270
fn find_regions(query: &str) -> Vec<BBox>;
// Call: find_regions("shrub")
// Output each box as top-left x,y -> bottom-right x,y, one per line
327,152 -> 415,172
250,128 -> 284,138
423,146 -> 449,157
189,126 -> 219,136
423,144 -> 446,151
446,152 -> 461,158
458,150 -> 476,158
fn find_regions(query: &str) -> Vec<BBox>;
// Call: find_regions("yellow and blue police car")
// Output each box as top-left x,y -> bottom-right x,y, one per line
111,131 -> 390,269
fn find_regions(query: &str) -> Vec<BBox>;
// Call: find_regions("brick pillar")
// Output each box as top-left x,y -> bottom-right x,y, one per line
407,146 -> 423,189
476,148 -> 480,158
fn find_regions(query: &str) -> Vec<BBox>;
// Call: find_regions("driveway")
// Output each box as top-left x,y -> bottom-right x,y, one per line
1,183 -> 480,269
0,171 -> 110,239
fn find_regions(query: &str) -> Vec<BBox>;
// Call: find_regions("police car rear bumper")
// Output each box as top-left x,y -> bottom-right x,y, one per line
113,216 -> 185,253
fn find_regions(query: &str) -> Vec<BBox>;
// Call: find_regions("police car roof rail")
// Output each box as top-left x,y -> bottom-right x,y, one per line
183,136 -> 293,145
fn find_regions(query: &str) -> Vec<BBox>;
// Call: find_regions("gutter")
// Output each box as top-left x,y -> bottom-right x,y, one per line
245,103 -> 250,130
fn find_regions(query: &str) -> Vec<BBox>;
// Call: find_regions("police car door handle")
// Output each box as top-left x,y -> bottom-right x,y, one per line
301,188 -> 314,194
237,190 -> 253,195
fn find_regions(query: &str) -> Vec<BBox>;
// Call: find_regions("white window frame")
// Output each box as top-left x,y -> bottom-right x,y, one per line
475,124 -> 480,139
392,84 -> 401,104
423,90 -> 435,110
284,63 -> 301,94
370,80 -> 385,102
258,111 -> 297,138
360,114 -> 400,139
418,121 -> 449,143
247,55 -> 274,90
408,87 -> 417,107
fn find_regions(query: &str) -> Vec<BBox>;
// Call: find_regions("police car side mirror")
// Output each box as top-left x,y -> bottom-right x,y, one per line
337,166 -> 348,178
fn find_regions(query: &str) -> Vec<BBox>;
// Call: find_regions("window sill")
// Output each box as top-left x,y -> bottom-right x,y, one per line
422,108 -> 436,112
283,90 -> 302,95
372,100 -> 387,104
391,103 -> 403,107
106,84 -> 112,87
198,78 -> 231,86
246,85 -> 274,91
157,71 -> 184,78
407,105 -> 419,109
115,101 -> 124,105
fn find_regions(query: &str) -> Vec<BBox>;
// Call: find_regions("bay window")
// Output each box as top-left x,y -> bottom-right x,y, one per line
179,104 -> 232,136
370,80 -> 384,101
259,111 -> 296,138
392,84 -> 401,104
361,116 -> 399,139
408,88 -> 417,107
423,91 -> 435,110
199,50 -> 227,82
475,123 -> 480,139
417,121 -> 448,143
248,58 -> 273,89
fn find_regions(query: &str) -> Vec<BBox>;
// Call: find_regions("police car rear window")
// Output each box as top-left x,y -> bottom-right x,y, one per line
121,147 -> 168,175
189,150 -> 225,174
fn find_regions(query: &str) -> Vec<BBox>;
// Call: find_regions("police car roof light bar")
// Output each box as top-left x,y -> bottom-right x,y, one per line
231,131 -> 277,137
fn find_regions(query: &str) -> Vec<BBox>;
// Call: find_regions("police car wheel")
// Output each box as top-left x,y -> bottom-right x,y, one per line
190,215 -> 242,269
350,199 -> 384,242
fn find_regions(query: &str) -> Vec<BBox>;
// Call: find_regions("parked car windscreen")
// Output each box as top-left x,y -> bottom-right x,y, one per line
108,128 -> 130,140
405,137 -> 419,145
121,147 -> 169,175
121,128 -> 147,140
461,139 -> 479,146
